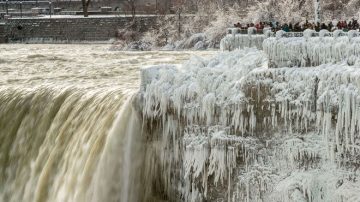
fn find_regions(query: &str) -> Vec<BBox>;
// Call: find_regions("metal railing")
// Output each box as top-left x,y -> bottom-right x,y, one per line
227,28 -> 265,35
0,0 -> 52,18
226,28 -> 354,38
279,31 -> 350,38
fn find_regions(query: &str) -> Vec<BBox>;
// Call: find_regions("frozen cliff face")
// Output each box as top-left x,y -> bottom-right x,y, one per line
263,30 -> 360,68
139,49 -> 360,202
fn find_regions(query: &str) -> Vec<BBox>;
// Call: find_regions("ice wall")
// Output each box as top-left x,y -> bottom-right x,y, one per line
220,28 -> 269,51
139,48 -> 360,202
264,30 -> 360,68
221,29 -> 360,68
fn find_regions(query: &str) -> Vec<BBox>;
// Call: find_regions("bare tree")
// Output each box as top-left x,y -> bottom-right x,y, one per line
246,0 -> 314,23
126,0 -> 136,19
81,0 -> 91,17
172,0 -> 186,38
246,0 -> 360,23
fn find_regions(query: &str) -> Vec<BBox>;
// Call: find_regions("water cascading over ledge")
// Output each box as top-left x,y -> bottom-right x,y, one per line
0,46 -> 219,202
0,85 -> 151,202
138,48 -> 360,202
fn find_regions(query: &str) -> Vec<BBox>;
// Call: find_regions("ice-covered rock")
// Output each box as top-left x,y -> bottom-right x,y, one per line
176,33 -> 207,50
139,48 -> 360,201
264,29 -> 274,38
303,29 -> 316,39
194,41 -> 206,50
161,43 -> 176,51
110,40 -> 152,51
319,29 -> 330,38
276,30 -> 286,39
263,31 -> 360,67
248,27 -> 257,35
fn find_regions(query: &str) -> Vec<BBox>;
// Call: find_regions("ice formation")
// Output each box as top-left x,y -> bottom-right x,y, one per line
221,28 -> 360,68
264,29 -> 360,68
220,28 -> 269,51
139,48 -> 360,201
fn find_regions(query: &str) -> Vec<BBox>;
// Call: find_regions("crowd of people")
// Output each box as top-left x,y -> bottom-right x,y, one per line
233,19 -> 360,32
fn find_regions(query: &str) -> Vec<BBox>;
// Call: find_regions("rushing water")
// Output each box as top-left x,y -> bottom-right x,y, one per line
0,44 -> 214,202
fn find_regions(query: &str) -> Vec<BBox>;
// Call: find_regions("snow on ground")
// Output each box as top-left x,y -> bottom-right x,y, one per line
140,48 -> 360,202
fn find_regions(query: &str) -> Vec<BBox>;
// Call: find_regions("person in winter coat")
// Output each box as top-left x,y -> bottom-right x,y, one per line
289,23 -> 293,31
304,20 -> 310,29
353,19 -> 359,30
282,23 -> 290,32
321,23 -> 327,30
294,22 -> 302,32
327,22 -> 333,31
337,21 -> 342,29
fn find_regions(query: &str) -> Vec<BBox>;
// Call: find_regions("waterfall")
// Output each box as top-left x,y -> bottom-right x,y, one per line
87,94 -> 144,202
0,45 -> 218,202
0,86 -> 143,202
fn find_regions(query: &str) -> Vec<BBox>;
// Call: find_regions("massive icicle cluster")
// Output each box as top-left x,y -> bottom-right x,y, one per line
220,28 -> 269,51
221,29 -> 360,68
264,29 -> 360,68
139,48 -> 360,202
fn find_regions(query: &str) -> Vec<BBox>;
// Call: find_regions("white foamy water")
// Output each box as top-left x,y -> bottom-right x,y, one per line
0,44 -> 214,202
